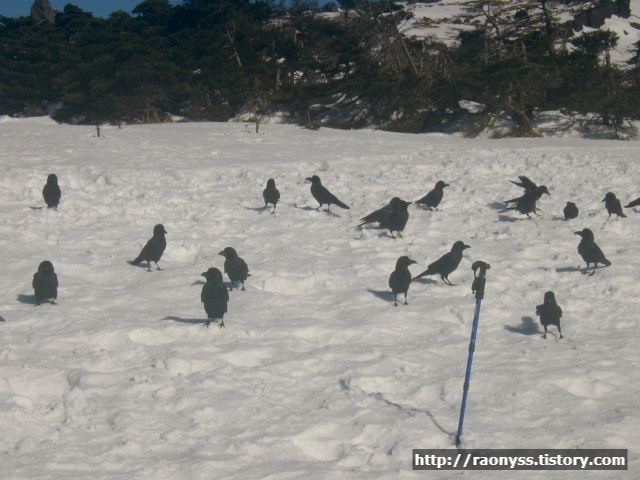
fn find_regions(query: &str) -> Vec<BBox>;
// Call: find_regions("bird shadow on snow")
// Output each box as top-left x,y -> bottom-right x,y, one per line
163,316 -> 208,326
245,206 -> 273,214
410,278 -> 440,286
488,201 -> 508,211
414,205 -> 437,212
294,205 -> 343,218
126,261 -> 147,269
496,213 -> 523,223
367,289 -> 394,303
504,316 -> 540,336
357,226 -> 397,239
16,294 -> 40,305
555,265 -> 583,273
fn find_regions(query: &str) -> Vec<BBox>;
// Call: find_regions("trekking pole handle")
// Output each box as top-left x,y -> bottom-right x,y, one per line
471,261 -> 490,300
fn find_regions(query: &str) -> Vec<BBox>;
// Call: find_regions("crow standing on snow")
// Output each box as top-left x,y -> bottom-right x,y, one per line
413,240 -> 470,286
602,192 -> 626,219
624,197 -> 640,209
219,247 -> 250,291
42,174 -> 61,208
358,197 -> 411,238
536,291 -> 563,339
201,267 -> 229,328
574,228 -> 611,275
563,201 -> 579,220
389,256 -> 417,306
32,260 -> 58,305
416,180 -> 449,210
130,224 -> 167,271
263,178 -> 280,214
305,175 -> 350,211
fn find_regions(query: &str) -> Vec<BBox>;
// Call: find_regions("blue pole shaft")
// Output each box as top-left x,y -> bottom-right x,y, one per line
455,261 -> 489,447
456,296 -> 483,446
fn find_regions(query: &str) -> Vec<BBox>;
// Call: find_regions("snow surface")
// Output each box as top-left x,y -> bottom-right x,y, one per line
1,118 -> 639,479
400,0 -> 640,66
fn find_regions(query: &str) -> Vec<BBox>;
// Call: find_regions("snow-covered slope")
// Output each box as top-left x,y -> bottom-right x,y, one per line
399,0 -> 640,65
1,119 -> 639,478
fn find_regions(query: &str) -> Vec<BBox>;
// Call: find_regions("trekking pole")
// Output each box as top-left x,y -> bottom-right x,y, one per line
455,261 -> 490,447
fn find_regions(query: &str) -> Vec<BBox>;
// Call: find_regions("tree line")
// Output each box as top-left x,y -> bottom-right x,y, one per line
1,0 -> 639,137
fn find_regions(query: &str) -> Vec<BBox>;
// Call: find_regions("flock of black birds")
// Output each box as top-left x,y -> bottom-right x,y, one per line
359,174 -> 631,341
25,171 -> 638,338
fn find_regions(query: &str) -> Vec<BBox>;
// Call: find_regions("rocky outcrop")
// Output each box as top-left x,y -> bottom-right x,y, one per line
30,0 -> 55,23
566,0 -> 631,32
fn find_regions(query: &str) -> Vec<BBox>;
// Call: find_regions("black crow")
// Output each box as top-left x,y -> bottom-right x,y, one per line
389,256 -> 417,306
574,228 -> 611,275
358,197 -> 411,238
508,175 -> 550,200
416,180 -> 449,210
32,260 -> 58,305
305,175 -> 350,211
219,247 -> 250,291
42,174 -> 61,208
263,178 -> 280,214
602,192 -> 626,219
413,240 -> 470,286
505,190 -> 541,217
624,197 -> 640,209
536,291 -> 563,339
563,201 -> 579,220
505,176 -> 549,217
201,267 -> 229,328
358,197 -> 398,226
130,224 -> 167,271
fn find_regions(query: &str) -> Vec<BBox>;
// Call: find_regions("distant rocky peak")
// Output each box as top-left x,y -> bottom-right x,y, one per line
31,0 -> 55,23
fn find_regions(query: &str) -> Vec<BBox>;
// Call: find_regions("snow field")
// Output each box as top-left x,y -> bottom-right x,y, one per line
0,118 -> 639,478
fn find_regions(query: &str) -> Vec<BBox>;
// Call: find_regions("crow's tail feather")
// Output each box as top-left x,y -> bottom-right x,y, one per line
335,199 -> 350,209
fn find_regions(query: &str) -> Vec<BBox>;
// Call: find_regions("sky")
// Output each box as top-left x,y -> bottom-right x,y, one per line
0,1 -> 181,19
